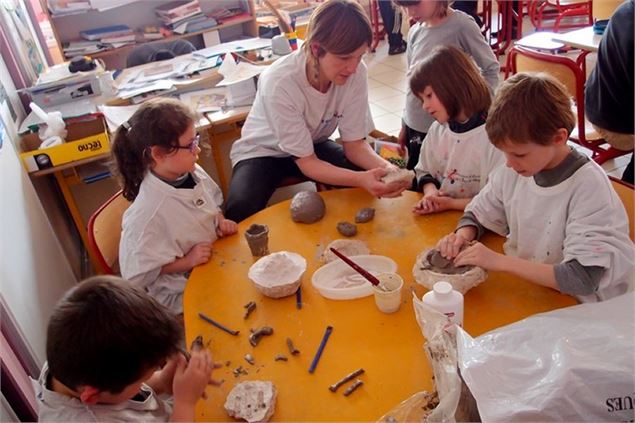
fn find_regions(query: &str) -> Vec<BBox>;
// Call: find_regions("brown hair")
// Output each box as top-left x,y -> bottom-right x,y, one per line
409,45 -> 491,120
393,0 -> 450,19
302,0 -> 372,57
46,276 -> 182,394
486,72 -> 576,146
111,98 -> 197,201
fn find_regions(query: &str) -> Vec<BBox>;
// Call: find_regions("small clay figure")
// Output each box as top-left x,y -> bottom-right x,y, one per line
337,221 -> 357,237
244,353 -> 255,365
244,224 -> 270,257
274,354 -> 288,362
343,379 -> 364,396
249,326 -> 274,347
329,368 -> 365,392
243,301 -> 257,319
290,191 -> 326,223
286,337 -> 300,355
355,207 -> 375,223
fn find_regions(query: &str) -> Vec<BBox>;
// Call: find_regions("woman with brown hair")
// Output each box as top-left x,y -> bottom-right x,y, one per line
225,0 -> 409,222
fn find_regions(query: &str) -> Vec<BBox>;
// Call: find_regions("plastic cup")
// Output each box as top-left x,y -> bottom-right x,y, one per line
244,224 -> 269,257
372,273 -> 404,313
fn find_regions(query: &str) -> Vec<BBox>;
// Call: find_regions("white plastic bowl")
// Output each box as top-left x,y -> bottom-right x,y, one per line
311,255 -> 398,300
248,251 -> 307,298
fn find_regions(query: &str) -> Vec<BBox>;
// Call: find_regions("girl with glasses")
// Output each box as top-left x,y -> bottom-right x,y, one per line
111,98 -> 237,314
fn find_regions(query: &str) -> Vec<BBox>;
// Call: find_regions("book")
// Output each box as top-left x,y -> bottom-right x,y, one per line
155,0 -> 201,20
185,18 -> 218,34
80,24 -> 132,40
100,34 -> 136,44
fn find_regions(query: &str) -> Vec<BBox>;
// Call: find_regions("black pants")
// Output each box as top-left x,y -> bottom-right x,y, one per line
378,0 -> 404,47
404,125 -> 427,171
225,140 -> 361,222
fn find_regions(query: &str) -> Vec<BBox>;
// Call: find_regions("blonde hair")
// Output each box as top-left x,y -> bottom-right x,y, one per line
409,45 -> 491,120
393,0 -> 450,19
486,73 -> 576,146
302,0 -> 372,57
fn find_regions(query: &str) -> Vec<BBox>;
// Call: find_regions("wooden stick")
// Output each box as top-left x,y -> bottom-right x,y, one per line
262,0 -> 294,33
330,247 -> 381,287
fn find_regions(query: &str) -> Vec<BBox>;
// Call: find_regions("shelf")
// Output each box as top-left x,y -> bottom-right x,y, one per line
86,15 -> 255,59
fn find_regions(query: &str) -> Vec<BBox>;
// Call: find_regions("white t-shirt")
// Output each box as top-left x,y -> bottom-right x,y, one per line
119,164 -> 223,313
466,161 -> 635,302
33,363 -> 171,422
414,121 -> 504,197
230,49 -> 374,166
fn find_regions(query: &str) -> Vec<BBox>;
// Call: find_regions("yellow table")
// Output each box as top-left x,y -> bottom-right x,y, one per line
184,188 -> 577,421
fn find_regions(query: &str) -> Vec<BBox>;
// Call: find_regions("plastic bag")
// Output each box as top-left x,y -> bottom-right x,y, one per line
456,292 -> 635,422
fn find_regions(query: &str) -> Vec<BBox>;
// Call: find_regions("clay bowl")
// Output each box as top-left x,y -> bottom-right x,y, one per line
248,251 -> 307,298
412,248 -> 487,294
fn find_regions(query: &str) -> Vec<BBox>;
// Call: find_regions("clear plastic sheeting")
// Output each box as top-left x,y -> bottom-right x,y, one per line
457,292 -> 635,422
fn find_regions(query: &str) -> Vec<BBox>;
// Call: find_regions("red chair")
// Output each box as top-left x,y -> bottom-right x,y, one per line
369,0 -> 386,53
507,46 -> 633,165
529,0 -> 593,32
87,190 -> 131,274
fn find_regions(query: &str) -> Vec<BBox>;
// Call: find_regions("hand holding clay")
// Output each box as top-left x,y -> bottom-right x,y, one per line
216,217 -> 238,237
360,168 -> 408,198
454,242 -> 504,270
173,348 -> 213,406
185,242 -> 213,268
437,232 -> 470,260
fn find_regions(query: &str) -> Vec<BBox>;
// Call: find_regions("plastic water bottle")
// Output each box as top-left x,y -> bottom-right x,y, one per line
421,281 -> 464,327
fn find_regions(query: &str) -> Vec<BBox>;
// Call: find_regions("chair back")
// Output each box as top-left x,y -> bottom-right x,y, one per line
87,190 -> 131,274
126,40 -> 196,68
609,176 -> 634,241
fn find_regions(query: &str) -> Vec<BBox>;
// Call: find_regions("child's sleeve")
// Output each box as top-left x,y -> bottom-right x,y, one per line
464,166 -> 508,236
458,20 -> 500,93
414,132 -> 440,191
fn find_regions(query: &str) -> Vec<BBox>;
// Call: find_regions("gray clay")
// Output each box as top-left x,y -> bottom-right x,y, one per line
244,224 -> 269,256
355,207 -> 375,223
422,249 -> 474,275
337,221 -> 357,237
290,191 -> 326,223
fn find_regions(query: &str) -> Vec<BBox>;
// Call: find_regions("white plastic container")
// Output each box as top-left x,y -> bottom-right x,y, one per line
421,281 -> 464,326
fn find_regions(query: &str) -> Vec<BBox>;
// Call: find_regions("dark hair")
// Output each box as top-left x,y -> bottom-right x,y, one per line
409,45 -> 491,121
302,0 -> 372,57
46,276 -> 182,394
111,98 -> 196,201
486,72 -> 576,146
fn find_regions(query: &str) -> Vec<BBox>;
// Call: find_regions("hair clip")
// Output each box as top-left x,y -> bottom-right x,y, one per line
122,121 -> 131,130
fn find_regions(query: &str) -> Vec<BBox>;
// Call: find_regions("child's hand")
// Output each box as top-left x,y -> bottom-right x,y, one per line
413,194 -> 454,214
454,242 -> 505,271
216,218 -> 238,237
146,353 -> 180,395
437,232 -> 470,259
185,242 -> 212,268
172,349 -> 213,406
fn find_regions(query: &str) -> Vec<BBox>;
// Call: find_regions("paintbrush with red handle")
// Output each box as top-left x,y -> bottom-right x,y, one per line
329,247 -> 385,290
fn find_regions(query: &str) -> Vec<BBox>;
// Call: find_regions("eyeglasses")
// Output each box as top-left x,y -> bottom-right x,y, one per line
174,134 -> 200,153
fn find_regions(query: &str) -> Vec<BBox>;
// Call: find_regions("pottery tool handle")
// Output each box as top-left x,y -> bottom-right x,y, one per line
329,247 -> 381,286
308,325 -> 333,373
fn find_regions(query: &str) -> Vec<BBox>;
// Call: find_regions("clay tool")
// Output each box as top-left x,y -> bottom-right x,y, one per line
329,247 -> 387,291
329,368 -> 365,392
308,325 -> 333,373
198,312 -> 240,336
296,286 -> 302,309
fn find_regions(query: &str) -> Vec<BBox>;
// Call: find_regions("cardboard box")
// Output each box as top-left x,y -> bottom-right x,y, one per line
20,117 -> 110,173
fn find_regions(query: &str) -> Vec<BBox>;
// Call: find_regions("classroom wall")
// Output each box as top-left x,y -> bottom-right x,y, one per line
0,56 -> 77,367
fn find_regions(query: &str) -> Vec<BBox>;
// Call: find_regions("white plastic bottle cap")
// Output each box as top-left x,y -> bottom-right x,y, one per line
433,281 -> 453,295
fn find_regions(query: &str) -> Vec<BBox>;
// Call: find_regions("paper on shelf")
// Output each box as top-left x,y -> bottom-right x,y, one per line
97,104 -> 140,133
180,87 -> 227,113
193,37 -> 272,59
217,53 -> 267,86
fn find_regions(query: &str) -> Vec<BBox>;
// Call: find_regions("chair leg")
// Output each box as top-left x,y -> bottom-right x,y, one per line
592,148 -> 634,166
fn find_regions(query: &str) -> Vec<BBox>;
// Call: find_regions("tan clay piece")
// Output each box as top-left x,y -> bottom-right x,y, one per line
249,326 -> 274,347
320,239 -> 370,263
224,381 -> 277,423
286,337 -> 300,355
290,191 -> 326,223
337,221 -> 357,237
381,168 -> 415,185
412,248 -> 487,294
243,301 -> 257,319
355,207 -> 375,223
